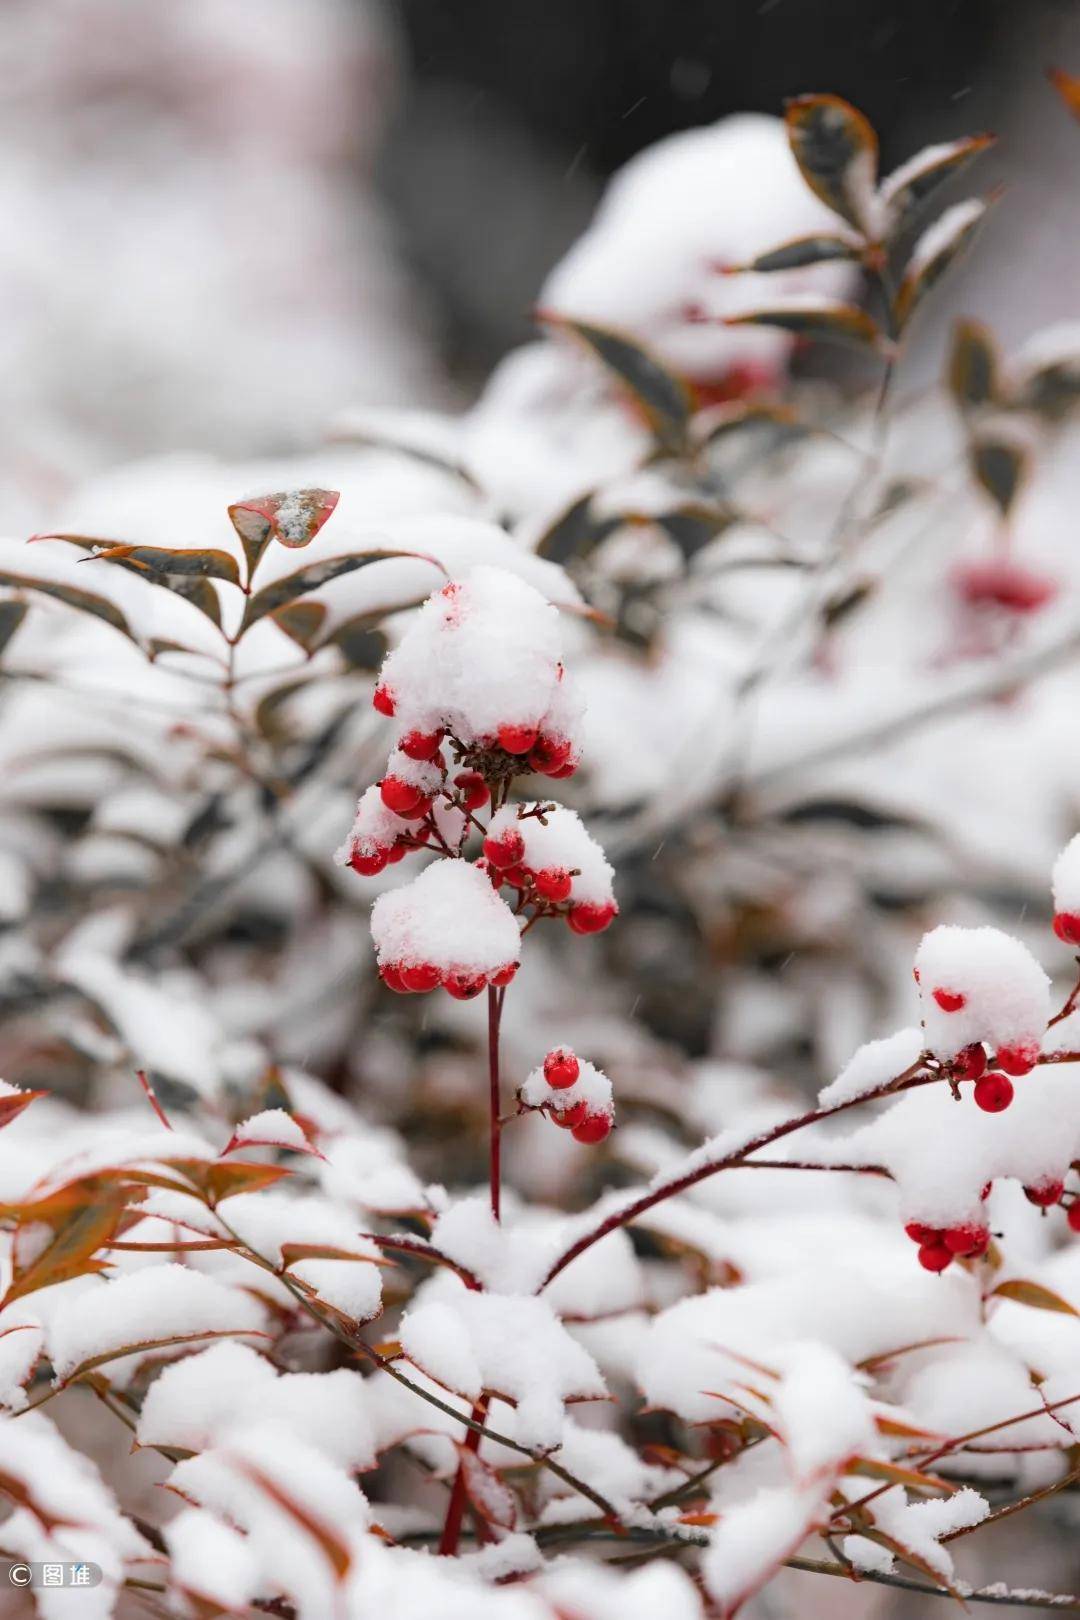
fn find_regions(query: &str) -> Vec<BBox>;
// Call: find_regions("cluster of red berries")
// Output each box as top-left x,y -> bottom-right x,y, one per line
906,1214 -> 991,1273
537,1047 -> 613,1145
481,827 -> 616,934
349,830 -> 424,879
378,958 -> 518,1001
373,685 -> 576,779
944,1040 -> 1035,1113
952,558 -> 1058,617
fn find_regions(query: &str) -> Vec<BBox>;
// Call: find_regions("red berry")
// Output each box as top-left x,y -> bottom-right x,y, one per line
932,988 -> 966,1013
944,1223 -> 990,1256
952,1044 -> 987,1080
913,967 -> 921,983
904,1222 -> 942,1246
350,849 -> 387,877
953,557 -> 1057,615
380,776 -> 423,816
443,971 -> 487,1000
454,770 -> 489,810
567,901 -> 617,935
1024,1179 -> 1064,1208
500,864 -> 531,889
981,1181 -> 992,1200
974,1072 -> 1014,1112
490,962 -> 519,987
552,1100 -> 587,1129
1067,1203 -> 1080,1233
1054,912 -> 1080,946
399,729 -> 444,761
386,843 -> 407,864
380,963 -> 409,994
917,1242 -> 954,1273
543,1048 -> 579,1090
498,723 -> 538,755
534,867 -> 573,903
373,684 -> 395,717
572,1111 -> 613,1145
483,829 -> 525,869
995,1044 -> 1038,1076
401,962 -> 442,993
527,735 -> 572,776
546,761 -> 577,779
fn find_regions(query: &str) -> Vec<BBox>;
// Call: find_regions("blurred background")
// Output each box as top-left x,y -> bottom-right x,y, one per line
3,0 -> 1080,529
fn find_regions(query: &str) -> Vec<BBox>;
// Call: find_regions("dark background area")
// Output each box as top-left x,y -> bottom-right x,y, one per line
379,0 -> 1024,381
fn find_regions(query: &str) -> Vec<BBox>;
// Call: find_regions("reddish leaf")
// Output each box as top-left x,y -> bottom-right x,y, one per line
452,1443 -> 518,1531
228,489 -> 340,584
228,1458 -> 352,1578
1049,67 -> 1080,123
2,1186 -> 131,1307
62,1327 -> 272,1385
990,1278 -> 1080,1316
0,1088 -> 46,1130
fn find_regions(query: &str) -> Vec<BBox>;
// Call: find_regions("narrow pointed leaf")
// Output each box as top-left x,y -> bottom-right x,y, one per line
539,312 -> 692,454
725,300 -> 885,353
880,134 -> 996,232
0,570 -> 138,644
229,1458 -> 352,1578
452,1444 -> 518,1531
1049,67 -> 1080,123
534,491 -> 622,566
970,433 -> 1029,517
894,198 -> 991,328
240,549 -> 436,634
64,541 -> 241,586
784,94 -> 879,232
733,234 -> 862,273
990,1278 -> 1080,1316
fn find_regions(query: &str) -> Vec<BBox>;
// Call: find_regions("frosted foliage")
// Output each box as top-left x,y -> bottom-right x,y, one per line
1052,832 -> 1080,913
371,859 -> 521,975
48,1264 -> 267,1380
914,925 -> 1051,1060
166,1508 -> 259,1612
378,568 -> 576,745
401,1283 -> 607,1449
230,1108 -> 312,1152
703,1484 -> 828,1615
488,805 -> 615,907
818,1025 -> 924,1106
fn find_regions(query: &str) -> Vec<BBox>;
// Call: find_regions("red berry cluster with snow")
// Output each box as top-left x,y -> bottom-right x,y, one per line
519,1046 -> 615,1144
483,804 -> 616,931
914,924 -> 1050,1081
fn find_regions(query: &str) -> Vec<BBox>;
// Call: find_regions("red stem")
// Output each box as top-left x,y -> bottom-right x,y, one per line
488,986 -> 503,1223
438,1396 -> 488,1555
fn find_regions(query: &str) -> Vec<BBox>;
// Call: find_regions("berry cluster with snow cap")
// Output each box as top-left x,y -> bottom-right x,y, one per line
519,1047 -> 615,1144
372,566 -> 585,777
370,862 -> 521,998
483,804 -> 617,933
1052,832 -> 1080,947
914,924 -> 1051,1087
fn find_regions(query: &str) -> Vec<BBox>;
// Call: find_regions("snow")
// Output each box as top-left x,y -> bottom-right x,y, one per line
1052,832 -> 1080,915
371,859 -> 521,978
520,1054 -> 614,1121
818,1025 -> 925,1107
335,782 -> 412,864
401,1281 -> 608,1449
702,1482 -> 827,1615
166,1507 -> 259,1612
48,1264 -> 267,1381
914,925 -> 1051,1061
228,1108 -> 313,1154
906,197 -> 987,281
486,805 -> 615,908
377,566 -> 579,747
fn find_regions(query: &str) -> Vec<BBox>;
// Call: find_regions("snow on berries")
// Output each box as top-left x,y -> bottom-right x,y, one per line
1052,833 -> 1080,947
914,925 -> 1050,1070
484,804 -> 617,928
520,1050 -> 614,1143
372,566 -> 584,768
370,861 -> 521,997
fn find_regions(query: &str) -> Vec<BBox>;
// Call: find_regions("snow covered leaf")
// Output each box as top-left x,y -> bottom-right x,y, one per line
2,1180 -> 133,1307
239,548 -> 430,633
43,535 -> 241,586
894,198 -> 991,328
229,1455 -> 352,1577
48,1264 -> 267,1383
784,94 -> 879,234
1049,66 -> 1080,123
540,313 -> 693,455
535,492 -> 621,567
228,488 -> 340,580
0,568 -> 139,645
948,318 -> 1000,411
989,1278 -> 1080,1317
879,134 -> 995,233
169,1157 -> 294,1205
724,299 -> 885,354
703,1483 -> 827,1618
0,1080 -> 46,1130
223,1109 -> 323,1160
452,1443 -> 518,1531
731,233 -> 861,273
970,431 -> 1030,516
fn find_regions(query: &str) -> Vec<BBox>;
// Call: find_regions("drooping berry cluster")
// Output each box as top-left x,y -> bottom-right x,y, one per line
518,1046 -> 615,1145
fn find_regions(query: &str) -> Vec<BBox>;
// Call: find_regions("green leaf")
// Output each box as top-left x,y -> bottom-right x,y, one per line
970,433 -> 1029,517
894,198 -> 991,329
319,615 -> 391,671
66,541 -> 241,586
784,94 -> 879,233
947,318 -> 1000,411
990,1278 -> 1080,1316
534,492 -> 622,567
0,570 -> 138,645
732,234 -> 861,273
1014,354 -> 1080,423
539,312 -> 692,455
652,503 -> 740,561
724,301 -> 885,354
879,133 -> 996,233
239,549 -> 436,634
271,601 -> 328,651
